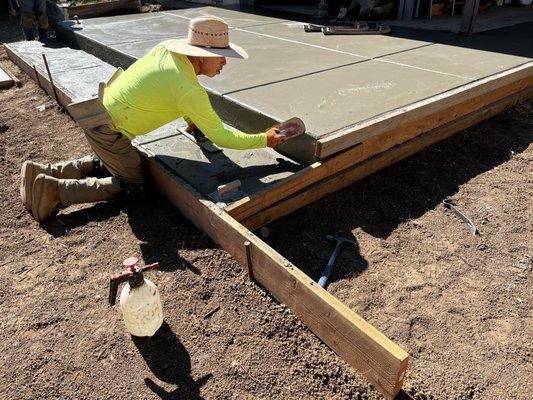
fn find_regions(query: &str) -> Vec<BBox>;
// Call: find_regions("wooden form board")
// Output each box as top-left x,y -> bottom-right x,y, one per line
315,62 -> 533,159
6,41 -> 409,399
140,148 -> 409,399
225,64 -> 533,225
54,0 -> 141,19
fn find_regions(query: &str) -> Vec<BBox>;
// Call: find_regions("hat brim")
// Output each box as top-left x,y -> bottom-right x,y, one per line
165,39 -> 248,59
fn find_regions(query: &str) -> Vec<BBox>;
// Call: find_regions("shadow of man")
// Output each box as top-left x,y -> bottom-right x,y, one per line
133,322 -> 212,400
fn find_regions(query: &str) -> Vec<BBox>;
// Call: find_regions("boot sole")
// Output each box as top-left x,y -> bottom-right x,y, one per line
20,162 -> 35,212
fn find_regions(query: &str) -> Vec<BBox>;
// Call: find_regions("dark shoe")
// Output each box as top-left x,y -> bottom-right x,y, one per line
20,161 -> 48,211
22,27 -> 35,41
31,174 -> 61,223
37,28 -> 48,42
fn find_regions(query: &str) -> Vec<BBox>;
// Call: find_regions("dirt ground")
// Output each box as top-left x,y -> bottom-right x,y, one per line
1,14 -> 532,400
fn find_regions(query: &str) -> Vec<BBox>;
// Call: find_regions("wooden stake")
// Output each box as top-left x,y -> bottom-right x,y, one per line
41,54 -> 60,105
244,241 -> 255,281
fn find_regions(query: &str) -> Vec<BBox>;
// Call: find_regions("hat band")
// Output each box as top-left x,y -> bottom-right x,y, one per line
188,27 -> 230,49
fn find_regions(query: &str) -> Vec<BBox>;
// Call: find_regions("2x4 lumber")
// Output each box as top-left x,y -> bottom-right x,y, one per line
316,62 -> 533,159
241,87 -> 532,230
225,70 -> 532,223
140,149 -> 409,400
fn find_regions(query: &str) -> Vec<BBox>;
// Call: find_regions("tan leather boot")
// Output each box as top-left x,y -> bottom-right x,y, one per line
20,156 -> 97,212
20,161 -> 47,211
31,174 -> 61,223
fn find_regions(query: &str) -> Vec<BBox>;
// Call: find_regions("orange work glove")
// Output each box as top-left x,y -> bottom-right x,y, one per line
266,128 -> 286,148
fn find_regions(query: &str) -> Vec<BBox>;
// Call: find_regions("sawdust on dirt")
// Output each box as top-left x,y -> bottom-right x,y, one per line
1,14 -> 532,400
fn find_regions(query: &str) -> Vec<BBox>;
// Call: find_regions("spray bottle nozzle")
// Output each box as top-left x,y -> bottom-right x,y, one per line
108,257 -> 159,306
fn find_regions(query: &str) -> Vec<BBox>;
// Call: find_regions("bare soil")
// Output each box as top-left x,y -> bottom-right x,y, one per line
1,14 -> 532,400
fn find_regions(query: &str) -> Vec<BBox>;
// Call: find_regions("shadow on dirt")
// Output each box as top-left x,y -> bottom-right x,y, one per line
42,190 -> 218,273
265,107 -> 533,284
133,322 -> 212,400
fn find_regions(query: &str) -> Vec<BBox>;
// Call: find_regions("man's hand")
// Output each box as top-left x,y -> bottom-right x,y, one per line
266,117 -> 305,148
266,128 -> 287,148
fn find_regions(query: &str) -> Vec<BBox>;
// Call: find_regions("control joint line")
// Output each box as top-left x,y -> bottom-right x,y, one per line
162,12 -> 472,80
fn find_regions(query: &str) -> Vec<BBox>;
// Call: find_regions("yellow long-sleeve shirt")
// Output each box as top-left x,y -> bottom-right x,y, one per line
102,41 -> 267,150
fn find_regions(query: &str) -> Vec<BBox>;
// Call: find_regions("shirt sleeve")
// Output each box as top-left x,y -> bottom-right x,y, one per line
180,88 -> 267,150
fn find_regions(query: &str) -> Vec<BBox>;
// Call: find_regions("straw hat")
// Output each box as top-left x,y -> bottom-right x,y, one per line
165,16 -> 248,59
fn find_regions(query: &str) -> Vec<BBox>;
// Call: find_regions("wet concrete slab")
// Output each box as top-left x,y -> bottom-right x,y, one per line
7,40 -> 116,100
143,130 -> 300,199
163,8 -> 286,28
382,42 -> 532,81
227,60 -> 469,139
199,29 -> 364,95
242,20 -> 443,59
52,6 -> 532,163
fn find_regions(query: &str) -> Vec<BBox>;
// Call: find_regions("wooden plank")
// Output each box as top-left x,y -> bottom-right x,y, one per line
316,62 -> 533,159
140,149 -> 409,400
242,87 -> 532,230
62,0 -> 141,19
226,72 -> 533,222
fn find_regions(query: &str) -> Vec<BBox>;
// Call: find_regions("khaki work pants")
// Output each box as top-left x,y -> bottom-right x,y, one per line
58,122 -> 145,205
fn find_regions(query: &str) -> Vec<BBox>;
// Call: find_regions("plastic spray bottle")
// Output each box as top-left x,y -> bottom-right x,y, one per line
108,257 -> 163,337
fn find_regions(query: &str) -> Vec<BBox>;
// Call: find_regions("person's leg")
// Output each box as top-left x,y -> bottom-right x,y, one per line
31,174 -> 122,223
20,155 -> 110,211
29,124 -> 146,222
83,124 -> 145,186
19,0 -> 35,40
34,0 -> 48,42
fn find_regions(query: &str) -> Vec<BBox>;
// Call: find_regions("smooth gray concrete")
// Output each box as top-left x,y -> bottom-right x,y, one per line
52,6 -> 532,163
8,40 -> 302,201
8,41 -> 115,100
243,20 -> 440,59
228,60 -> 469,139
144,130 -> 300,198
382,42 -> 532,80
199,29 -> 364,95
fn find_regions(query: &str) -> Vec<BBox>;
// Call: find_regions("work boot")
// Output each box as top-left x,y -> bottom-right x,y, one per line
31,174 -> 62,223
22,27 -> 35,41
21,161 -> 44,211
37,27 -> 48,43
31,175 -> 122,223
20,156 -> 107,211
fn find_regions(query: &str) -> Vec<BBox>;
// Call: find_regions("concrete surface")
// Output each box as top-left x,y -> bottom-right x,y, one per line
51,6 -> 532,163
7,40 -> 302,201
